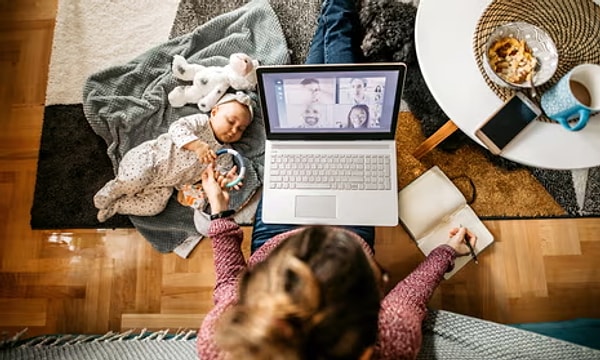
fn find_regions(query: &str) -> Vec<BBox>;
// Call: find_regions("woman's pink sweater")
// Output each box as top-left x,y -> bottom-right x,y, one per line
198,219 -> 456,360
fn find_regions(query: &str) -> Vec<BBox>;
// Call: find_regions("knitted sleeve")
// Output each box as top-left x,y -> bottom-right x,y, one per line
197,218 -> 246,360
374,244 -> 457,359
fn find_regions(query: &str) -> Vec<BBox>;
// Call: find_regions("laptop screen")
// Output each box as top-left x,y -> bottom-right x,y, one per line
256,63 -> 406,140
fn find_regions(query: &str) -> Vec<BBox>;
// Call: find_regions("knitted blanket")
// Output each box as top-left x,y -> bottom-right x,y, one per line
82,0 -> 290,253
2,310 -> 598,359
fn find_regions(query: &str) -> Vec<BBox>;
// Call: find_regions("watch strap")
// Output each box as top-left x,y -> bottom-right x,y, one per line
210,209 -> 235,220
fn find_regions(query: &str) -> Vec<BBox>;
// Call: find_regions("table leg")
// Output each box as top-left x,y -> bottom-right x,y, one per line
411,120 -> 459,160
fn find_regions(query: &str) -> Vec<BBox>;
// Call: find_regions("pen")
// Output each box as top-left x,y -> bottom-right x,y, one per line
459,224 -> 478,264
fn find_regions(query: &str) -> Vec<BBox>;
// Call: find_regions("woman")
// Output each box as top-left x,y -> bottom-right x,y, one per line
347,104 -> 370,128
198,0 -> 477,358
198,163 -> 477,359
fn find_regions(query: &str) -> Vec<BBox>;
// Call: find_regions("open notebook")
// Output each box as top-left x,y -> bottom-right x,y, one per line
398,166 -> 494,279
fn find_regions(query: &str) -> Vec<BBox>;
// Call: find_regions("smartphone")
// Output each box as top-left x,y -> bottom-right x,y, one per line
475,92 -> 541,155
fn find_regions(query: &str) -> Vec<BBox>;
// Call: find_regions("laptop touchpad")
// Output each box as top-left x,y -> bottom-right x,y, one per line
295,195 -> 336,218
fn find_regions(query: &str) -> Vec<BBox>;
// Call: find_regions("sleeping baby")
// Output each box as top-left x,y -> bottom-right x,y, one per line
93,91 -> 254,222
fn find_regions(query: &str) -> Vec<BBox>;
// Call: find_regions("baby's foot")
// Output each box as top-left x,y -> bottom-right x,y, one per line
93,183 -> 119,209
97,206 -> 117,223
93,193 -> 110,209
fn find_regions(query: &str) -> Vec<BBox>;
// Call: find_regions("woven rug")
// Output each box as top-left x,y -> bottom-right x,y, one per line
30,0 -> 599,238
1,310 -> 599,359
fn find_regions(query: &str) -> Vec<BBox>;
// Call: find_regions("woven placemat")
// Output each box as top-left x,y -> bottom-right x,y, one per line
473,0 -> 600,123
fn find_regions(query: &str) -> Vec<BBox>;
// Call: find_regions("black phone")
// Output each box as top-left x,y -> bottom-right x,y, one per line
475,92 -> 542,155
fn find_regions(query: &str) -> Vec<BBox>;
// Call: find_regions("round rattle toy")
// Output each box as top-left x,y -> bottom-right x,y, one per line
215,148 -> 246,188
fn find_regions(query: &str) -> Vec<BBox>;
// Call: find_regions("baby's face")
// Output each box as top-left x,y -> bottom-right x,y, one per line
210,101 -> 252,143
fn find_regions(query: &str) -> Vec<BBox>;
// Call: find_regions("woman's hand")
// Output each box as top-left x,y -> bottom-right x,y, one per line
221,165 -> 243,191
201,163 -> 230,214
446,227 -> 477,256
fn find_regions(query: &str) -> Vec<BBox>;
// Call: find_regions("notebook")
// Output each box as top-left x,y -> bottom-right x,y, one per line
256,63 -> 406,225
398,166 -> 495,279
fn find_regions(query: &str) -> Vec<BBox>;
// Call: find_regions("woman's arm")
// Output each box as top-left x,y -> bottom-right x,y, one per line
197,165 -> 246,359
374,227 -> 476,359
374,245 -> 456,359
197,218 -> 246,359
208,218 -> 246,301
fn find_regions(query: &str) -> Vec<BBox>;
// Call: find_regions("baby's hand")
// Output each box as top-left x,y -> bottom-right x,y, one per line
197,147 -> 217,164
186,140 -> 217,164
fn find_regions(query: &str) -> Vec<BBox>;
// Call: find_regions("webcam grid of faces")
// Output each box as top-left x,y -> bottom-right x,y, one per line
272,75 -> 388,131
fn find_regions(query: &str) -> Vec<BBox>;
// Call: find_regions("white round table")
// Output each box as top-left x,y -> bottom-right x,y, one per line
415,0 -> 600,170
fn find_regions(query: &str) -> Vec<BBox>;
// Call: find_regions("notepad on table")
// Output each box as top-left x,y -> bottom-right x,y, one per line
398,166 -> 494,279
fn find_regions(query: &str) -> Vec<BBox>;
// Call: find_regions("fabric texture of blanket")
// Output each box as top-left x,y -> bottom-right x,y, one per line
2,310 -> 599,359
83,0 -> 290,253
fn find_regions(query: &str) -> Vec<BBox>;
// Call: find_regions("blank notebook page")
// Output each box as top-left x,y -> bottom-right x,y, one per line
398,166 -> 465,239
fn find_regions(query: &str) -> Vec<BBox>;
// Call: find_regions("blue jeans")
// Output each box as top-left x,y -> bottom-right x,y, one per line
251,197 -> 375,254
305,0 -> 364,64
251,0 -> 373,254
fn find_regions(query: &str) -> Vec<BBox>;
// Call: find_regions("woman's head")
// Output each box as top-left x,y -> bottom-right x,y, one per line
216,226 -> 383,360
348,104 -> 370,128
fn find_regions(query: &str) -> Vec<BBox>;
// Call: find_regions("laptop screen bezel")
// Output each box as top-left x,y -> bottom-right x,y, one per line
256,63 -> 407,141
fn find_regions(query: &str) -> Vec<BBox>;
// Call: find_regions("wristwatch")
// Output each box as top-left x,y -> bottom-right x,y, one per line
210,209 -> 235,220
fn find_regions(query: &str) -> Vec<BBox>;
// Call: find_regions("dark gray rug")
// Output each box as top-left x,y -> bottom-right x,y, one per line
31,105 -> 133,229
30,0 -> 599,231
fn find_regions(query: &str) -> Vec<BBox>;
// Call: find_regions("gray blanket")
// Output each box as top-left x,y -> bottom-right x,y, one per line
2,310 -> 599,359
83,0 -> 290,252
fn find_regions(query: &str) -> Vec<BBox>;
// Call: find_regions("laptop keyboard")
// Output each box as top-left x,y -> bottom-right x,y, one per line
268,153 -> 391,190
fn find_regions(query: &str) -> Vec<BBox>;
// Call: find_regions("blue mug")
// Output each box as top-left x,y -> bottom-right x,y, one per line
540,64 -> 600,131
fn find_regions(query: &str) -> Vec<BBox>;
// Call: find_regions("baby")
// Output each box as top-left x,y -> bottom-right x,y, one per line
93,91 -> 254,222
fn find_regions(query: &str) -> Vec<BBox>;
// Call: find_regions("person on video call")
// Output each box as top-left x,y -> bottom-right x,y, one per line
297,104 -> 323,128
196,0 -> 478,359
347,103 -> 370,128
300,78 -> 321,104
350,77 -> 370,104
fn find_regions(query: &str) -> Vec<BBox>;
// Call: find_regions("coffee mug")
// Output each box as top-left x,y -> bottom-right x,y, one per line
540,63 -> 600,131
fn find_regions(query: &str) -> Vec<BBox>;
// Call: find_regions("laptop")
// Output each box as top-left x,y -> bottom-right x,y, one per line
256,63 -> 406,226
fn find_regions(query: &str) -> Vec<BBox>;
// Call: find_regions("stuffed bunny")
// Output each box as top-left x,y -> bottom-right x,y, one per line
168,53 -> 259,112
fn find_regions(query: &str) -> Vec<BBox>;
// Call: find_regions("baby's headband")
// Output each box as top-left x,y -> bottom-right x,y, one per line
216,91 -> 254,120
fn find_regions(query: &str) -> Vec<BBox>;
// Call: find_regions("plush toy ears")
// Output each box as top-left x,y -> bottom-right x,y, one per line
215,91 -> 254,120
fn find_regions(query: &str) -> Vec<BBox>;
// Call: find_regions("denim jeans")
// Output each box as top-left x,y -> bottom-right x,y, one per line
305,0 -> 364,64
251,197 -> 375,254
251,0 -> 374,254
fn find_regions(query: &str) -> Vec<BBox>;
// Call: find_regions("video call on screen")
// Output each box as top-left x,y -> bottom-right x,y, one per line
261,71 -> 399,133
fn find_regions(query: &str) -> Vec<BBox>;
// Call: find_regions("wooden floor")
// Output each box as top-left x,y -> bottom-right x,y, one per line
1,0 -> 599,340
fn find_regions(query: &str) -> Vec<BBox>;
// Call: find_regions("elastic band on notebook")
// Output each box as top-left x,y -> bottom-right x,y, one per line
450,175 -> 476,205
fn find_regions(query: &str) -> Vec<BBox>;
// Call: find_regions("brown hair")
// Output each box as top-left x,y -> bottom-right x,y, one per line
215,226 -> 381,360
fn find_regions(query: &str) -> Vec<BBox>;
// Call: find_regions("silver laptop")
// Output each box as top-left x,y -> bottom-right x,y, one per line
256,63 -> 406,226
